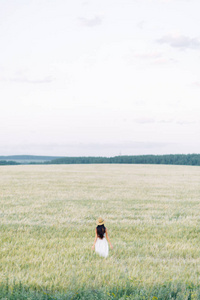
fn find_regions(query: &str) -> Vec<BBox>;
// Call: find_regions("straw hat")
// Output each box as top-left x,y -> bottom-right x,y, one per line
96,217 -> 105,226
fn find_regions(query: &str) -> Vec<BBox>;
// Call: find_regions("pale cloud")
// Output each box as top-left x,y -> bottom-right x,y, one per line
133,117 -> 155,124
157,34 -> 200,49
133,118 -> 196,125
154,56 -> 178,64
137,20 -> 145,29
0,73 -> 54,84
0,67 -> 54,84
158,119 -> 174,124
8,76 -> 54,84
79,16 -> 103,27
81,1 -> 89,6
176,120 -> 197,125
133,52 -> 176,65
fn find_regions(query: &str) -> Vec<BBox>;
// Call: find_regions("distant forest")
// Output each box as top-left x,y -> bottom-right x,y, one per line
0,154 -> 200,166
0,160 -> 20,165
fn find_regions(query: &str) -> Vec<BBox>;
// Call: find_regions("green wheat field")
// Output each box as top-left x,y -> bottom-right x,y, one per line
1,164 -> 200,299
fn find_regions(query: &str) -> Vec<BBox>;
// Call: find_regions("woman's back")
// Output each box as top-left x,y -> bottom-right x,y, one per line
96,225 -> 106,239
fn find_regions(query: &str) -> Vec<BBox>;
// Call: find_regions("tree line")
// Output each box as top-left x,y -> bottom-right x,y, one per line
1,154 -> 199,166
45,154 -> 200,166
0,160 -> 20,165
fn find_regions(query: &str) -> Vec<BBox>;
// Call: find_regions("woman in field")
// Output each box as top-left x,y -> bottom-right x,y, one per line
92,217 -> 113,258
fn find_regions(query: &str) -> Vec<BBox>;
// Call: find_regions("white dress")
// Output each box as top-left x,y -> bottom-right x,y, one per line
95,233 -> 109,258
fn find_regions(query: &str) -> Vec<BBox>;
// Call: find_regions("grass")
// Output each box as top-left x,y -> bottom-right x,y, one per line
1,279 -> 200,299
0,164 -> 200,299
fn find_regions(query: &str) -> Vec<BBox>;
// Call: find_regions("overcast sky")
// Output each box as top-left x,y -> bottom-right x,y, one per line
0,0 -> 200,156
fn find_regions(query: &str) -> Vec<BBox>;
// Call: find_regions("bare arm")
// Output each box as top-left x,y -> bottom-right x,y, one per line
106,229 -> 113,249
92,228 -> 97,250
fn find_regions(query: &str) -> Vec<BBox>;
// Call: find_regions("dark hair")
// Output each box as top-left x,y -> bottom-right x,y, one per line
96,225 -> 106,239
